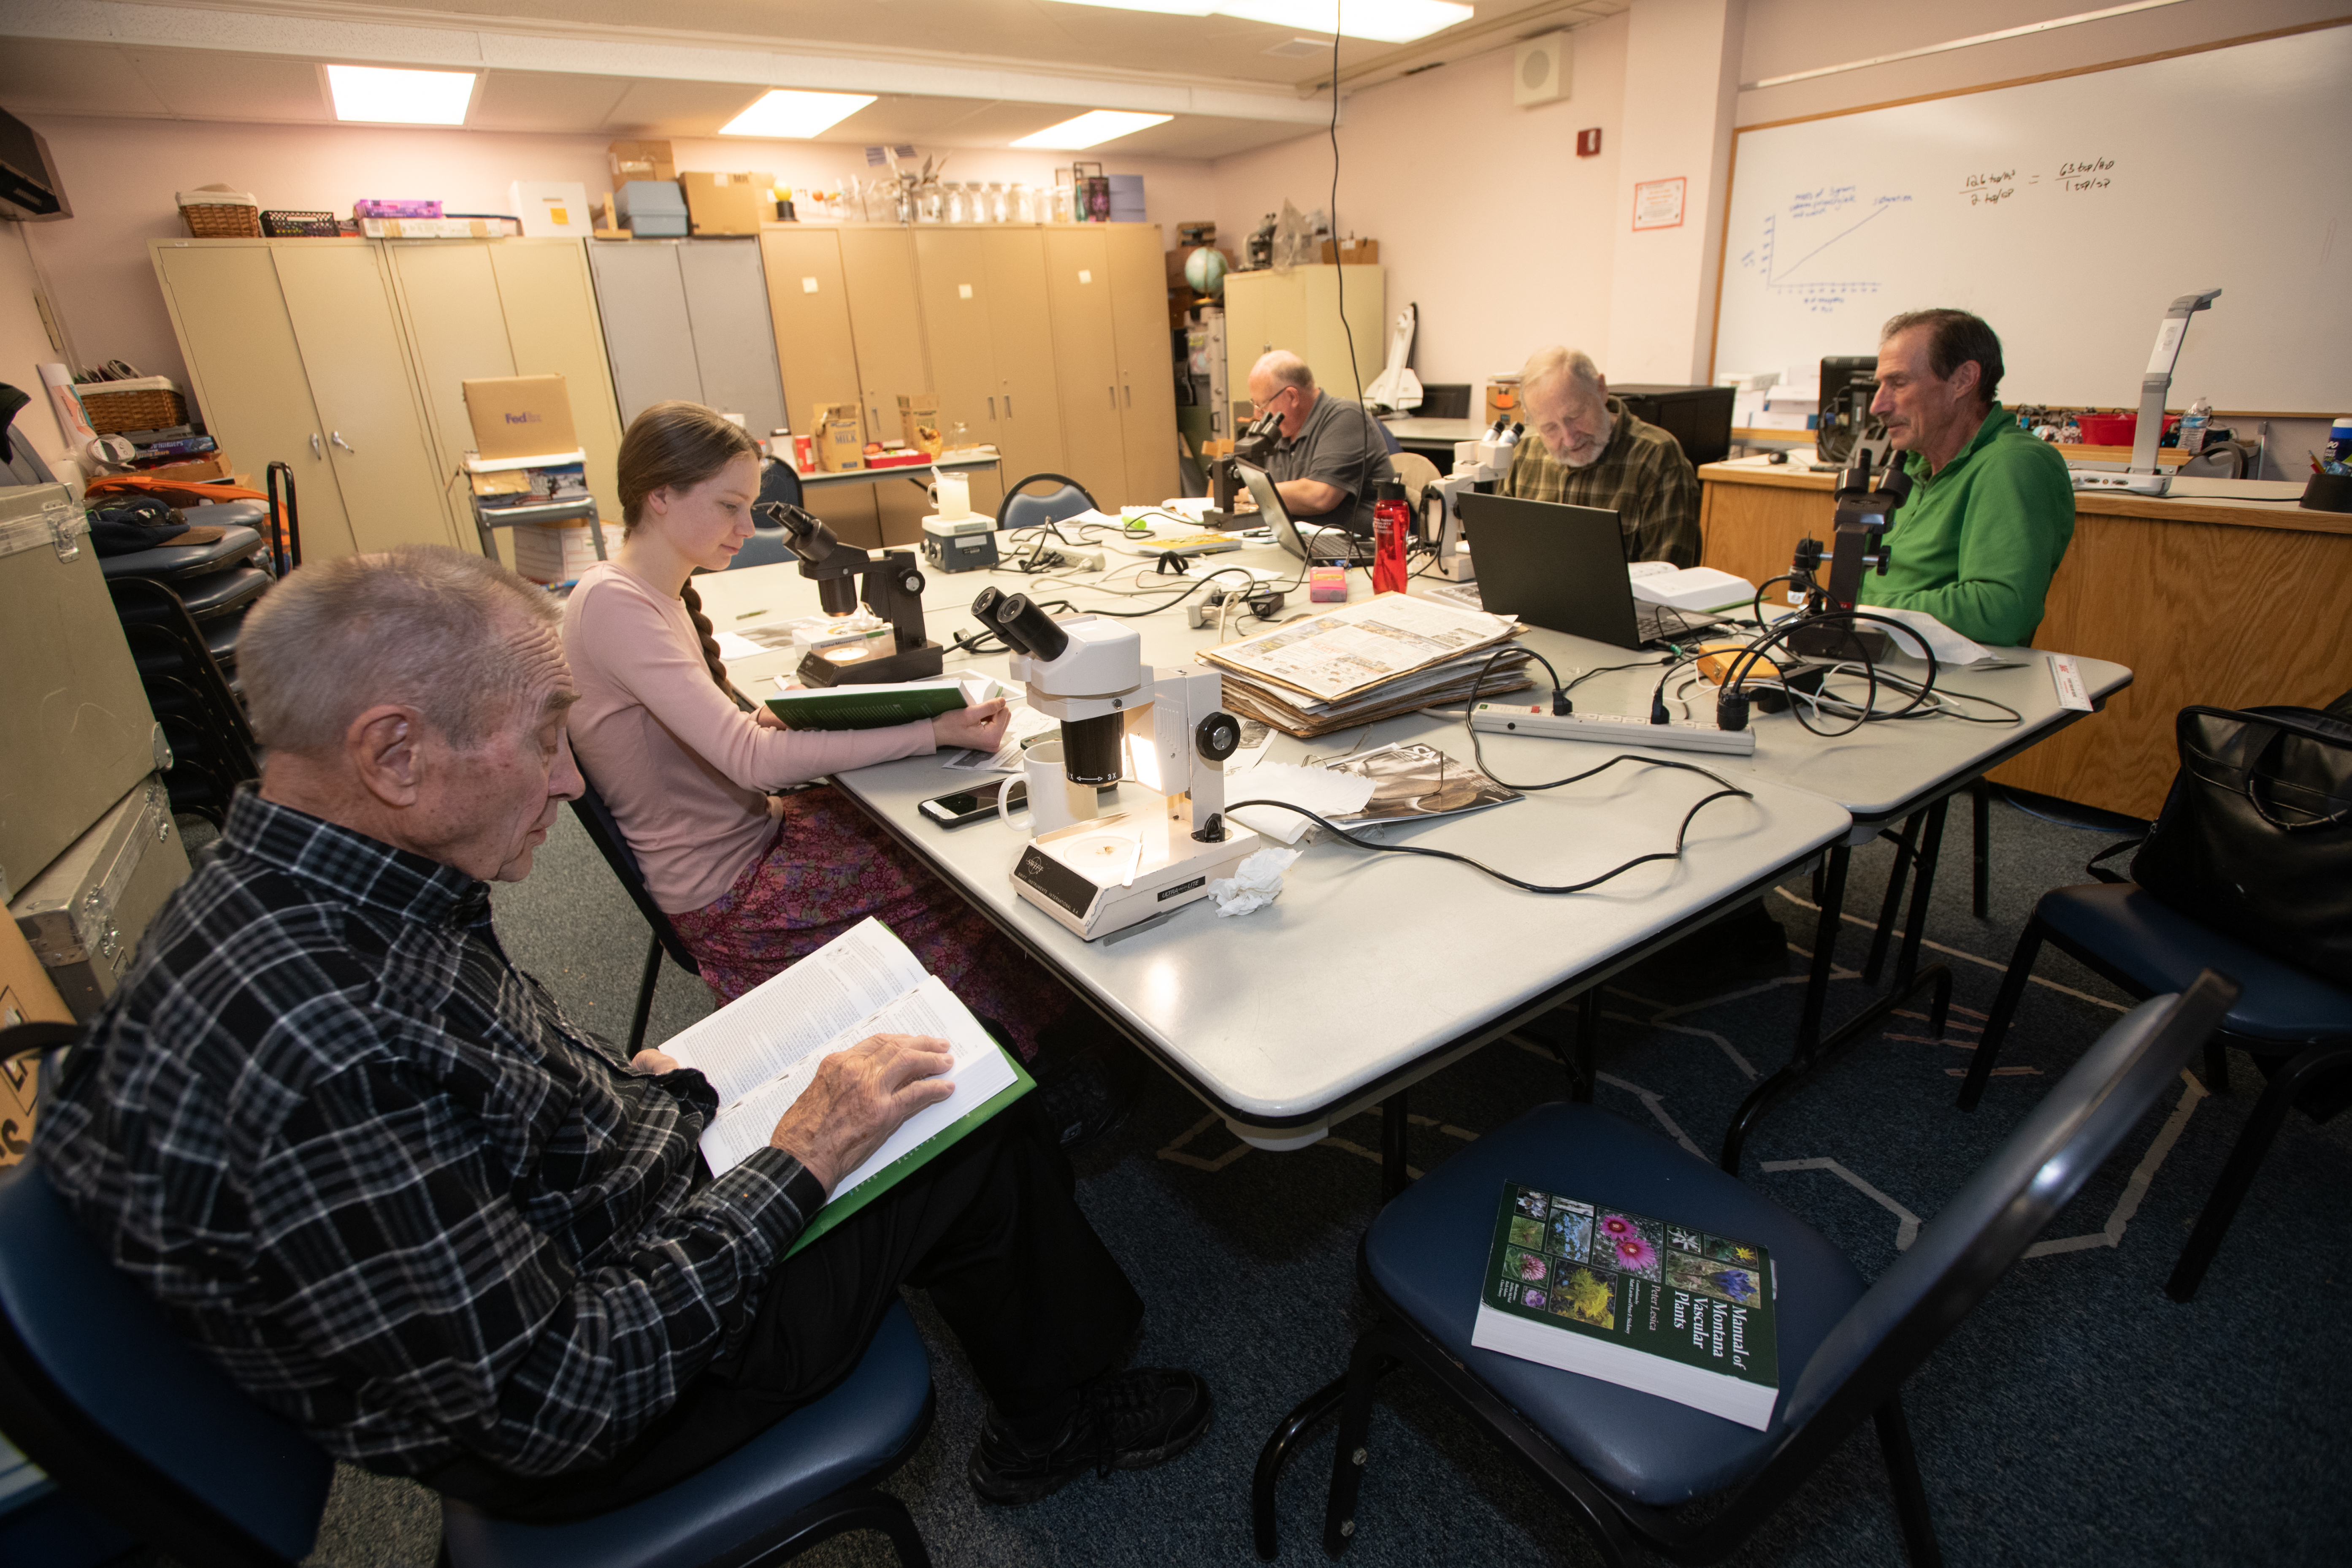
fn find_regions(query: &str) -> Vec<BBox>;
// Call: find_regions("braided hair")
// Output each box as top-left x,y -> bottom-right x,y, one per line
616,401 -> 761,693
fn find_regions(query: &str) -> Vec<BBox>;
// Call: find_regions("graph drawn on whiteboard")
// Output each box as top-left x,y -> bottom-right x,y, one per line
1737,186 -> 1914,315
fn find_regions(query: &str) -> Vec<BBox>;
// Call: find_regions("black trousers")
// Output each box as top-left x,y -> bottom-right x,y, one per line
425,1106 -> 1142,1522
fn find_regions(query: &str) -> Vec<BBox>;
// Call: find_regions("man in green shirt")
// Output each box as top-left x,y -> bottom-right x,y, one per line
1857,308 -> 2075,647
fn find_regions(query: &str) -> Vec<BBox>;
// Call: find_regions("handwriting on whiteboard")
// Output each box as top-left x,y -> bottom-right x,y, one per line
1960,157 -> 2117,207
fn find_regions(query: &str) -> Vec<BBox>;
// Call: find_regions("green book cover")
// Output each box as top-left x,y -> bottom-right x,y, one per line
786,1050 -> 1034,1257
764,677 -> 985,731
1469,1181 -> 1780,1430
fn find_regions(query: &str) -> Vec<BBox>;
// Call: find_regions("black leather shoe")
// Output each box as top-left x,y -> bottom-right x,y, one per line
1029,1035 -> 1144,1150
969,1368 -> 1213,1506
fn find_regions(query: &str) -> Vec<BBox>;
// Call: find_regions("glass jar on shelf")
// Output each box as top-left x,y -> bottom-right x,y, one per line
988,183 -> 1010,223
1012,183 -> 1037,224
945,183 -> 966,224
917,185 -> 943,223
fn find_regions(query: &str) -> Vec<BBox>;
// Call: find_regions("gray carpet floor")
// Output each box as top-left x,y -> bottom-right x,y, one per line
261,786 -> 2350,1568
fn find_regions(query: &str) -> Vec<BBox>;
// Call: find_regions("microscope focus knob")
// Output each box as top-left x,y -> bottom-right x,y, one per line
896,567 -> 927,598
1195,712 -> 1241,763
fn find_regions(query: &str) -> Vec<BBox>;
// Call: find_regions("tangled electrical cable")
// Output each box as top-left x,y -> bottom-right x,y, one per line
1215,642 -> 1755,896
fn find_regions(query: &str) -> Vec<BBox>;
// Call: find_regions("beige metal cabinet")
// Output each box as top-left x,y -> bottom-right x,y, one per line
1041,228 -> 1126,508
383,239 -> 626,562
913,229 -> 1002,463
149,241 -> 358,558
981,230 -> 1067,487
758,226 -> 884,548
1107,225 -> 1180,506
485,243 -> 626,531
838,228 -> 941,544
1223,263 -> 1385,410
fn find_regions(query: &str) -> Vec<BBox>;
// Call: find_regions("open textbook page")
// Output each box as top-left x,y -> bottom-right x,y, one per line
656,917 -> 1030,1251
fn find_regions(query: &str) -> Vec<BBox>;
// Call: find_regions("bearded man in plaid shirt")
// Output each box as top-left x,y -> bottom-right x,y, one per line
1499,346 -> 1701,567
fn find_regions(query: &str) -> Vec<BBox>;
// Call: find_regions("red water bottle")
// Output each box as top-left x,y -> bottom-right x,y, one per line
1372,478 -> 1409,594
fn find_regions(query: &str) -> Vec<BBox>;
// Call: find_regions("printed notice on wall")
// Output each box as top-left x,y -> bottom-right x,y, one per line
1632,176 -> 1686,231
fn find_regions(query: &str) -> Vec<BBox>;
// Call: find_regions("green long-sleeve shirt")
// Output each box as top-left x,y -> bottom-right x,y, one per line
1856,403 -> 2075,647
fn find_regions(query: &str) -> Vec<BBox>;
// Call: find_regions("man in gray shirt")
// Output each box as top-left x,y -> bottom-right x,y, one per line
1247,349 -> 1396,537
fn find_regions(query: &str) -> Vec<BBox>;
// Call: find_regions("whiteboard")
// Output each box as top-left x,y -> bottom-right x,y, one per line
1710,25 -> 2352,414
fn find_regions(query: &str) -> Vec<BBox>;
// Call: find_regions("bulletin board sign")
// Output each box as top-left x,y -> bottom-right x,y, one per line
1632,178 -> 1686,232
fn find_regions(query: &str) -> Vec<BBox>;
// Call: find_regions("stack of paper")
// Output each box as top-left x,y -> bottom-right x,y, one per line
1198,592 -> 1534,738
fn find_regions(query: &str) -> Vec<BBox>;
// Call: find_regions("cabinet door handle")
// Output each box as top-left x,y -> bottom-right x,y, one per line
330,431 -> 357,455
1124,382 -> 1133,408
1107,385 -> 1117,409
1005,394 -> 1014,417
310,433 -> 322,459
988,395 -> 997,420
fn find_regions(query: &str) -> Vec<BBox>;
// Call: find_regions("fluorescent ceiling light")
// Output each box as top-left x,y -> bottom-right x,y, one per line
1012,110 -> 1175,149
1048,0 -> 1472,44
720,89 -> 878,138
325,65 -> 475,125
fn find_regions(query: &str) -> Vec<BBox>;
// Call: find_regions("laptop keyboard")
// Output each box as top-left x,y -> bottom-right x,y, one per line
1634,601 -> 1724,644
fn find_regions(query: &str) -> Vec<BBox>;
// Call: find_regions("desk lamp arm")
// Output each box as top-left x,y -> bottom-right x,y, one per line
2130,287 -> 2222,474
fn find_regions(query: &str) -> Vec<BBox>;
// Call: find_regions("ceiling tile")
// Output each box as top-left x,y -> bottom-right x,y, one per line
129,51 -> 332,123
0,39 -> 171,119
600,78 -> 772,136
471,69 -> 633,133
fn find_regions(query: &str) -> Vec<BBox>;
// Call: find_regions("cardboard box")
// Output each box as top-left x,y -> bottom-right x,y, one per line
680,171 -> 774,236
463,375 -> 580,461
0,919 -> 72,1168
1,484 -> 163,901
898,392 -> 942,455
817,418 -> 865,472
509,181 -> 592,240
609,140 -> 677,183
1483,376 -> 1523,430
10,775 -> 189,1021
811,401 -> 864,447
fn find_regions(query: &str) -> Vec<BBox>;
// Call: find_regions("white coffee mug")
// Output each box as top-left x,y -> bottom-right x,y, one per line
931,471 -> 972,521
999,739 -> 1095,833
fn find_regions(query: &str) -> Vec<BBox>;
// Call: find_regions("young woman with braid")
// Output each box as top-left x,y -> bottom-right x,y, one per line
561,400 -> 1085,1068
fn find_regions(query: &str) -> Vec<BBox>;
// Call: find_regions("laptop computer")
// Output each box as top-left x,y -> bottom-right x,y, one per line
1455,493 -> 1725,650
1238,463 -> 1375,565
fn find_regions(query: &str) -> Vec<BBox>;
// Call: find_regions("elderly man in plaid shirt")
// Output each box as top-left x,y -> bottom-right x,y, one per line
1500,346 -> 1702,567
37,545 -> 1208,1523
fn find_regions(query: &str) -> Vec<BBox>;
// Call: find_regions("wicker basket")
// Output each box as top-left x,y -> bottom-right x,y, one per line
181,202 -> 262,238
82,383 -> 189,435
260,210 -> 339,237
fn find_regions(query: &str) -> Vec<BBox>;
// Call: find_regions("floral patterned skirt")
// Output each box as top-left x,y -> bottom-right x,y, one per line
668,785 -> 1069,1062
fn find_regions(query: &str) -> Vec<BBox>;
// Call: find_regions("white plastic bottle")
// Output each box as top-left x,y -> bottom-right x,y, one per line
2178,398 -> 2212,455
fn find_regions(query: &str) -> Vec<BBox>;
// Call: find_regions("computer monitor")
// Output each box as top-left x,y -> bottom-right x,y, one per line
1610,383 -> 1737,468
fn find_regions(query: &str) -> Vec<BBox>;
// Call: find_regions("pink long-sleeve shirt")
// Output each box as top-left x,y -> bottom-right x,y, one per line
561,562 -> 936,913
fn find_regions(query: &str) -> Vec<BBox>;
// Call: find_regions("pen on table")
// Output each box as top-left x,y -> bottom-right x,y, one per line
736,608 -> 768,620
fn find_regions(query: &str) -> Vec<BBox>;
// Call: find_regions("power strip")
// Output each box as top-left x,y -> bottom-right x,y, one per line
1470,703 -> 1758,755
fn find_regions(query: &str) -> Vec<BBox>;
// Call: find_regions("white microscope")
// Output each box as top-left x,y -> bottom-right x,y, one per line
1419,423 -> 1517,583
974,588 -> 1260,940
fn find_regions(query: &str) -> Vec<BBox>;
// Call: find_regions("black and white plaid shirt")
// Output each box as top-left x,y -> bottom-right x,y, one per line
37,789 -> 824,1480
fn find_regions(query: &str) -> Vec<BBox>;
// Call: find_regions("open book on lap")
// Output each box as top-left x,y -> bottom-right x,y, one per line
655,916 -> 1033,1255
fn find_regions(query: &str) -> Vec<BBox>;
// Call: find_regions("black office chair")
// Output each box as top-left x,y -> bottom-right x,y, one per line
730,459 -> 809,571
1258,974 -> 2238,1564
0,1023 -> 939,1568
107,575 -> 261,826
995,472 -> 1098,533
1957,887 -> 2352,1302
569,769 -> 702,1054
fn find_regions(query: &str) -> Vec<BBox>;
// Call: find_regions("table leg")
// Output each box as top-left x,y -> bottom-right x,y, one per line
1894,796 -> 1948,989
1381,1092 -> 1410,1200
1971,778 -> 1992,920
1861,812 -> 1922,986
1253,1362 -> 1396,1560
1794,843 -> 1851,1055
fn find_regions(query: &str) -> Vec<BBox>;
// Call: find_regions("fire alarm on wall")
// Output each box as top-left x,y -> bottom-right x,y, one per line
1577,128 -> 1603,157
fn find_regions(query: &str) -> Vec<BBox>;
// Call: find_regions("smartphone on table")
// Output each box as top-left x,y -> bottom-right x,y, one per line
920,779 -> 1022,829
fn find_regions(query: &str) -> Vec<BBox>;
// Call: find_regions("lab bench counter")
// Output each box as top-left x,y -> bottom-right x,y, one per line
1696,458 -> 2352,820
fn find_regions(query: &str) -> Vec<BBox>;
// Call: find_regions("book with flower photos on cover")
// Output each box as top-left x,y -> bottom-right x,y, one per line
1470,1182 -> 1780,1430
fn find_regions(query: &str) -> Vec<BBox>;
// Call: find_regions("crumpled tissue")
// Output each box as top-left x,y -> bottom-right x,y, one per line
1208,846 -> 1301,918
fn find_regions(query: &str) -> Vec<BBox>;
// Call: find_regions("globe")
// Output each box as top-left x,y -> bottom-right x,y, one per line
1182,245 -> 1228,298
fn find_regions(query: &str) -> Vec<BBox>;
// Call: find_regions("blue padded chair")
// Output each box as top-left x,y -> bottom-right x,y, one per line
995,472 -> 1098,533
568,767 -> 703,1054
0,1025 -> 937,1568
1263,974 -> 2237,1565
1956,881 -> 2352,1300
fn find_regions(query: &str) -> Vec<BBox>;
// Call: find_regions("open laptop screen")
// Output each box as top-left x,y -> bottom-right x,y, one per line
1456,492 -> 1650,649
1239,464 -> 1370,563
